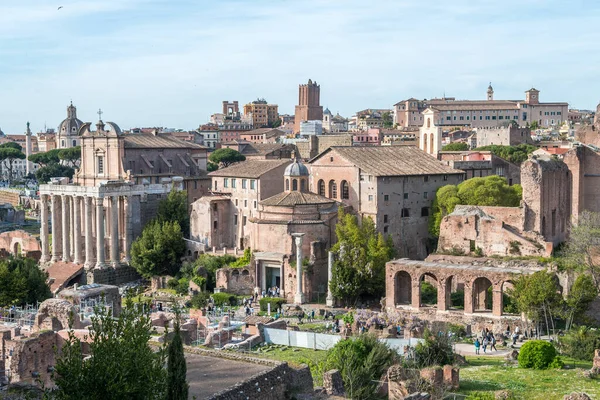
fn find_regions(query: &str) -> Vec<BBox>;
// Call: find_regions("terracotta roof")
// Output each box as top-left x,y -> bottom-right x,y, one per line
312,146 -> 464,177
225,142 -> 293,157
123,133 -> 205,149
260,191 -> 336,207
244,315 -> 274,325
208,159 -> 291,178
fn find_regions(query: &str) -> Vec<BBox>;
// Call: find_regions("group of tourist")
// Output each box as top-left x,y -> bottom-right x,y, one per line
474,328 -> 498,354
251,286 -> 281,302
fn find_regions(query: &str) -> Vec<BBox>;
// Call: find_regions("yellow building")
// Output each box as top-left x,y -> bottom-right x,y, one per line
243,99 -> 279,128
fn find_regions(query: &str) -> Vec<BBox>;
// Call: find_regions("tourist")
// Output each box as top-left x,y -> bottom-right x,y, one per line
474,338 -> 481,355
512,332 -> 518,346
310,309 -> 315,322
490,334 -> 497,351
276,287 -> 280,297
482,336 -> 488,353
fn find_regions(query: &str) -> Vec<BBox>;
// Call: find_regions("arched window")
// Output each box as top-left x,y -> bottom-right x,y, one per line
427,118 -> 431,128
318,180 -> 325,196
329,180 -> 337,199
292,179 -> 298,191
285,179 -> 290,191
300,179 -> 306,192
429,133 -> 434,154
341,180 -> 349,200
423,134 -> 428,152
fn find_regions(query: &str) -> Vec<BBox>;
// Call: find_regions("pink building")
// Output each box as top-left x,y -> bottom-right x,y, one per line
352,128 -> 382,146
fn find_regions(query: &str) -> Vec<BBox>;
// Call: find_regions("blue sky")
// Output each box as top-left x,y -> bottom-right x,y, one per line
0,0 -> 599,133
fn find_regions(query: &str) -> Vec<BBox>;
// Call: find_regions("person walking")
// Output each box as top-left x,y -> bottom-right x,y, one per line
474,338 -> 481,355
490,334 -> 497,351
482,336 -> 489,353
310,309 -> 315,322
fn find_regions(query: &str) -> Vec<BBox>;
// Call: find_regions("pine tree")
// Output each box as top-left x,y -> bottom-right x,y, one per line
166,314 -> 189,400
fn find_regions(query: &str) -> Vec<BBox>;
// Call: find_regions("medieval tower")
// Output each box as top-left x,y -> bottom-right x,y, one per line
294,79 -> 323,133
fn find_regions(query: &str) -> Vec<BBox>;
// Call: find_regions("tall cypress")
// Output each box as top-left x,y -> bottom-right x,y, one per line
166,318 -> 189,400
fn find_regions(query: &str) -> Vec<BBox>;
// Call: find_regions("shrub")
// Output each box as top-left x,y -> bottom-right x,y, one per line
559,326 -> 600,361
549,356 -> 564,369
518,340 -> 558,369
324,335 -> 398,400
259,297 -> 286,312
412,328 -> 455,368
448,324 -> 467,338
211,292 -> 237,306
167,278 -> 179,290
342,312 -> 354,325
420,281 -> 437,304
190,292 -> 210,309
191,275 -> 206,289
451,290 -> 464,308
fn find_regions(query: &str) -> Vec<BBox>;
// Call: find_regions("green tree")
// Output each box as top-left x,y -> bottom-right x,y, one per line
166,312 -> 189,400
429,175 -> 522,237
382,112 -> 393,129
130,220 -> 185,278
208,148 -> 246,167
324,335 -> 397,400
35,163 -> 75,184
157,190 -> 189,237
207,161 -> 218,172
564,274 -> 598,329
53,298 -> 168,400
474,144 -> 537,164
442,142 -> 469,151
0,146 -> 26,184
330,208 -> 395,304
269,119 -> 282,128
192,254 -> 236,292
530,120 -> 540,130
28,148 -> 61,167
412,328 -> 455,368
58,146 -> 81,168
559,326 -> 600,361
560,211 -> 600,292
0,256 -> 52,307
508,271 -> 564,337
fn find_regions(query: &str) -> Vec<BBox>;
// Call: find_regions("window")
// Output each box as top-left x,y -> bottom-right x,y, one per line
242,179 -> 247,189
423,192 -> 428,199
384,194 -> 389,201
235,199 -> 238,206
194,181 -> 198,189
250,179 -> 256,190
254,201 -> 257,209
286,179 -> 290,191
341,180 -> 349,199
231,178 -> 237,188
443,175 -> 448,181
318,179 -> 325,196
329,180 -> 337,199
243,216 -> 247,226
234,215 -> 238,225
292,179 -> 298,191
224,178 -> 229,188
368,195 -> 374,201
244,200 -> 247,207
214,180 -> 218,190
424,176 -> 429,182
330,156 -> 334,162
401,208 -> 410,218
383,226 -> 388,233
213,203 -> 218,211
213,221 -> 218,230
97,156 -> 104,175
421,207 -> 429,217
403,193 -> 408,199
383,215 -> 388,223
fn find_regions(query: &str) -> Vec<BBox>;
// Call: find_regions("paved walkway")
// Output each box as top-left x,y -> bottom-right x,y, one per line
454,342 -> 522,357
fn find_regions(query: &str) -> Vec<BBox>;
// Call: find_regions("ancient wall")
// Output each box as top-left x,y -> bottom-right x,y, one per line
216,267 -> 254,295
0,230 -> 41,260
563,146 -> 600,224
0,189 -> 21,207
4,331 -> 59,386
522,156 -> 570,245
86,265 -> 140,286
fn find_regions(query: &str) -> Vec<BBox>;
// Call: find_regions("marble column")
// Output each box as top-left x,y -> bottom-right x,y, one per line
69,196 -> 75,259
84,196 -> 94,269
293,233 -> 305,304
73,196 -> 83,263
40,195 -> 50,262
110,196 -> 119,266
123,196 -> 133,262
95,197 -> 106,268
326,251 -> 334,307
51,195 -> 61,262
61,195 -> 70,262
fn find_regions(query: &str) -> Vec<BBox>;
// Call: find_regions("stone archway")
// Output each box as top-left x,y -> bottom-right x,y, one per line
34,299 -> 82,332
472,277 -> 493,312
394,271 -> 412,305
13,241 -> 22,256
419,272 -> 439,307
500,280 -> 516,315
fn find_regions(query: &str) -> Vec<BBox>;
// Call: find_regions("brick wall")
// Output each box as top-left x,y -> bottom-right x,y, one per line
0,189 -> 21,207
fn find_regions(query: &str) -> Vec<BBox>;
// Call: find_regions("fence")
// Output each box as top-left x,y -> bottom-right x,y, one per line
263,328 -> 422,353
0,304 -> 39,327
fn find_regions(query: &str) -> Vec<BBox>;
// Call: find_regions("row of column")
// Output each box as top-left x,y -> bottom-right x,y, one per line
40,194 -> 133,269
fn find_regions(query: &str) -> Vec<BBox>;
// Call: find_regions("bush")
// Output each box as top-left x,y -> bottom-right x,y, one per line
211,292 -> 237,306
518,340 -> 558,369
420,281 -> 437,304
549,356 -> 564,369
259,297 -> 286,312
448,324 -> 467,338
324,335 -> 398,400
412,328 -> 455,368
190,292 -> 210,309
559,326 -> 600,361
451,290 -> 464,308
167,278 -> 179,290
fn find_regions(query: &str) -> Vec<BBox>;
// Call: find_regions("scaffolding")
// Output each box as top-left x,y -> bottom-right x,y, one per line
0,304 -> 39,327
74,298 -> 114,321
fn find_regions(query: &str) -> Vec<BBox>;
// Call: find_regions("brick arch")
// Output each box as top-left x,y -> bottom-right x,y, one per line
34,299 -> 82,333
417,271 -> 440,307
393,270 -> 412,305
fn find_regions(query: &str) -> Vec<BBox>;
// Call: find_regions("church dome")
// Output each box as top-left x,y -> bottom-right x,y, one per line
58,102 -> 84,136
284,158 -> 309,177
0,127 -> 4,137
324,108 -> 332,115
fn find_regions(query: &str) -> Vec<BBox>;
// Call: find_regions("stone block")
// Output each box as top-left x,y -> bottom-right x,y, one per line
563,393 -> 591,400
443,365 -> 459,390
419,367 -> 443,387
323,369 -> 344,396
593,349 -> 600,369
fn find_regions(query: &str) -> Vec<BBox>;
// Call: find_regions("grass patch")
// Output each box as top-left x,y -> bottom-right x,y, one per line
249,344 -> 327,383
457,356 -> 598,399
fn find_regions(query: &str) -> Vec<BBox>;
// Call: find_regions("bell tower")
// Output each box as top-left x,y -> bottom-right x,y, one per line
487,83 -> 494,101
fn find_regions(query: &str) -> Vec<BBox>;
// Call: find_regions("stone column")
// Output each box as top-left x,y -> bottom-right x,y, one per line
95,197 -> 106,268
73,196 -> 83,263
51,195 -> 61,262
254,260 -> 260,293
61,195 -> 70,262
492,285 -> 503,317
110,196 -> 119,266
69,196 -> 75,259
326,251 -> 334,307
40,195 -> 50,262
411,279 -> 421,309
123,196 -> 133,262
437,279 -> 448,311
293,233 -> 305,304
84,196 -> 94,269
464,283 -> 474,314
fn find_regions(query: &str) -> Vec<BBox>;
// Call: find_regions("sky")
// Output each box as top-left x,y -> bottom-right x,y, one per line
0,0 -> 599,134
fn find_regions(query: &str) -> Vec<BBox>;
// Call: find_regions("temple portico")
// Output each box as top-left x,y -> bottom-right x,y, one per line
39,179 -> 181,271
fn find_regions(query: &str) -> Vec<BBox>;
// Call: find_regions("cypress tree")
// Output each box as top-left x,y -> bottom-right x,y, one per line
166,316 -> 189,400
